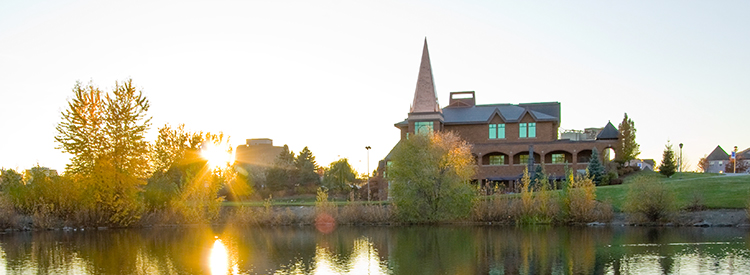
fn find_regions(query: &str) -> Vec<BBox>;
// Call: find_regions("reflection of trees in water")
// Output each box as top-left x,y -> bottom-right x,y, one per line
0,226 -> 749,274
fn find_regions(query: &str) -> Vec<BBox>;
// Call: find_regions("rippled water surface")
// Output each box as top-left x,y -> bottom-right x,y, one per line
0,225 -> 748,274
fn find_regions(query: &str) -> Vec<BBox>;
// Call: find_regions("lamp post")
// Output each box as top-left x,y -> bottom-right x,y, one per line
365,146 -> 371,202
679,143 -> 683,173
734,146 -> 738,174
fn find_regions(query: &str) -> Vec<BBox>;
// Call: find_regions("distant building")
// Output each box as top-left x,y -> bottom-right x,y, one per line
235,138 -> 283,167
705,145 -> 729,173
628,159 -> 655,171
382,39 -> 619,188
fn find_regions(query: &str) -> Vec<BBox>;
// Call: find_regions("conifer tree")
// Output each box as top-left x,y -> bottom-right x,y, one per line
587,147 -> 604,185
616,113 -> 640,165
266,145 -> 295,190
659,142 -> 677,177
295,146 -> 320,186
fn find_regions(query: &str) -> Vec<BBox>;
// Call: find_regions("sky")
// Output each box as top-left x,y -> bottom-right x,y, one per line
1,0 -> 749,174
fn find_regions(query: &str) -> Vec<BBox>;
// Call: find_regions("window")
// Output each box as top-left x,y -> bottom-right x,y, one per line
489,124 -> 505,139
528,123 -> 536,138
519,154 -> 529,164
415,121 -> 433,135
552,153 -> 566,164
519,123 -> 536,138
489,155 -> 504,165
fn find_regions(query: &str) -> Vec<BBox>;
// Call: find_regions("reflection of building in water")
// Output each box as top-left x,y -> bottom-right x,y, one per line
234,138 -> 284,167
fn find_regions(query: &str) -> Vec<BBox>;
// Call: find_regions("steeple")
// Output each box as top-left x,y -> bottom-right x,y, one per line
410,38 -> 441,114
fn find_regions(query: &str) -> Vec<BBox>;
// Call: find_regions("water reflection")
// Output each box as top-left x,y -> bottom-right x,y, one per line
210,237 -> 239,275
0,226 -> 748,274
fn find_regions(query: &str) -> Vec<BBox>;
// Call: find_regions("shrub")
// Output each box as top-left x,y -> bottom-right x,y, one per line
562,172 -> 600,223
623,178 -> 676,222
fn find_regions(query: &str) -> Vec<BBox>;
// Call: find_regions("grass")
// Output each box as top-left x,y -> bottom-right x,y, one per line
597,171 -> 750,211
223,199 -> 389,207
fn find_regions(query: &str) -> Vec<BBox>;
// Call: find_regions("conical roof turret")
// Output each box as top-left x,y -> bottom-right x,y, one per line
410,38 -> 441,114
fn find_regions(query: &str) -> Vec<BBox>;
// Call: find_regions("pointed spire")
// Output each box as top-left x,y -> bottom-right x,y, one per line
411,38 -> 441,113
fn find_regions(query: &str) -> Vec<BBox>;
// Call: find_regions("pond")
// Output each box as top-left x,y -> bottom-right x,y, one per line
0,225 -> 749,274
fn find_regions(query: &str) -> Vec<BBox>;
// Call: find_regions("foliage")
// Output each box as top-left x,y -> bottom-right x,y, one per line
697,155 -> 709,173
659,141 -> 677,177
266,145 -> 295,191
587,147 -> 604,185
151,124 -> 202,173
315,187 -> 336,217
725,158 -> 749,173
2,167 -> 84,226
54,79 -> 151,226
562,170 -> 599,223
597,171 -> 750,210
322,158 -> 358,192
623,177 -> 676,222
615,113 -> 640,164
518,167 -> 557,224
387,131 -> 476,223
0,168 -> 23,192
295,147 -> 320,186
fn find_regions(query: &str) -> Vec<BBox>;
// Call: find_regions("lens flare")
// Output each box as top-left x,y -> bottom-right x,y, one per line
201,143 -> 233,169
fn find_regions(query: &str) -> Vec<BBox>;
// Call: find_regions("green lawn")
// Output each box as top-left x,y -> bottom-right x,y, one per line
596,171 -> 750,210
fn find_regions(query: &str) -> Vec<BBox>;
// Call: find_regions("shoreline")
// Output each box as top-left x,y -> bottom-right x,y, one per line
2,207 -> 748,232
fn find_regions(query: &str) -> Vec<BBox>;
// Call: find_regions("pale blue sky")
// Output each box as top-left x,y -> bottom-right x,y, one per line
1,0 -> 748,173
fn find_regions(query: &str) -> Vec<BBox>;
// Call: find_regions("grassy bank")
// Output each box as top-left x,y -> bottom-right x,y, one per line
597,171 -> 750,210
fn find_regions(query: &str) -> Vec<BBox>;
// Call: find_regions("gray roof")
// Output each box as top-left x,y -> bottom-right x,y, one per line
706,145 -> 729,161
738,148 -> 750,159
441,102 -> 560,124
596,121 -> 619,140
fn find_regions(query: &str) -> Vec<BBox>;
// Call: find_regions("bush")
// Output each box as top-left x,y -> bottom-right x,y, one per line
561,172 -> 600,223
623,178 -> 676,222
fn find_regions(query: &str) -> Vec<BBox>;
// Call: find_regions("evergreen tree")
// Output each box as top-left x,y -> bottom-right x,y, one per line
659,141 -> 677,177
266,145 -> 295,190
295,146 -> 320,186
616,113 -> 640,165
587,147 -> 605,185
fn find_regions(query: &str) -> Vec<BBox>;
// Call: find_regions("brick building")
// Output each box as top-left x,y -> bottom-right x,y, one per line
383,40 -> 619,188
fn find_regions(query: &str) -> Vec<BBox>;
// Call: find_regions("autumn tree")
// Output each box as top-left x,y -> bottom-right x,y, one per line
55,79 -> 151,226
387,131 -> 476,223
615,113 -> 640,165
659,141 -> 677,177
697,155 -> 709,173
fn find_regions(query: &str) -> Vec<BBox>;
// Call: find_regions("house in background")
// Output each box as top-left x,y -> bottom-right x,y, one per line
382,39 -> 619,190
705,145 -> 729,173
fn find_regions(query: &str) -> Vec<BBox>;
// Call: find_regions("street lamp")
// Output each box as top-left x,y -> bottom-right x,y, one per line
365,146 -> 371,202
679,143 -> 683,173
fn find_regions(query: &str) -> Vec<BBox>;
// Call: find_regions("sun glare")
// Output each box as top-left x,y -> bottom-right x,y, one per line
209,238 -> 239,275
201,143 -> 233,169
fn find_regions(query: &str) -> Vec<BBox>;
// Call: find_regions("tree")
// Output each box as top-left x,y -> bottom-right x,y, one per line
697,155 -> 709,173
55,79 -> 152,226
587,147 -> 604,185
266,145 -> 295,191
725,158 -> 749,173
659,141 -> 677,177
322,158 -> 357,192
387,131 -> 476,223
295,146 -> 320,186
616,113 -> 640,165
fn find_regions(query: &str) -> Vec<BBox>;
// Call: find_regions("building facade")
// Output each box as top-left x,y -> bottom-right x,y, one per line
385,40 -> 619,187
705,145 -> 729,173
